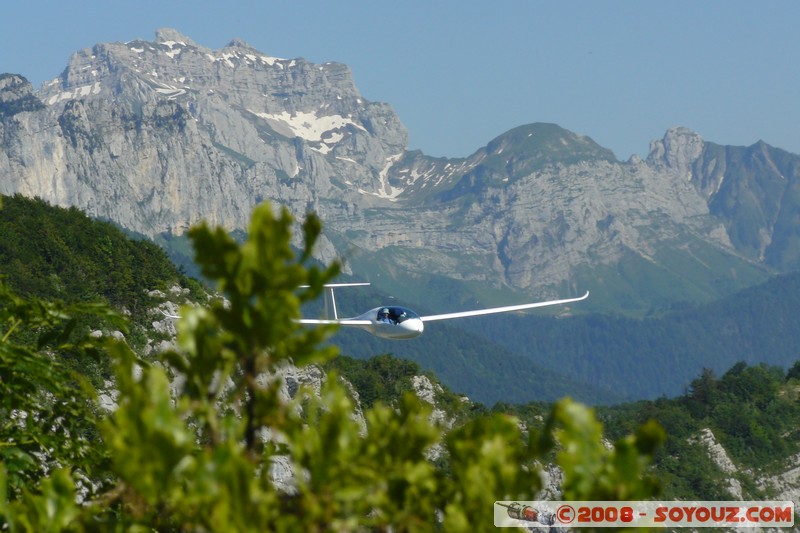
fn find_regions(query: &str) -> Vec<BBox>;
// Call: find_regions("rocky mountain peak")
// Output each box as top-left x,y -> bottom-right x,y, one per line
3,29 -> 408,243
0,74 -> 44,117
428,123 -> 618,202
0,74 -> 31,96
646,126 -> 705,172
154,28 -> 197,47
225,37 -> 259,51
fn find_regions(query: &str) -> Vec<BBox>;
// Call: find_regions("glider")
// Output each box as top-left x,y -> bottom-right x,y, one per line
297,283 -> 588,340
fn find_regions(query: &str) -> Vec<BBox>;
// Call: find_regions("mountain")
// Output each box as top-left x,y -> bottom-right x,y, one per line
0,193 -> 179,309
522,361 -> 800,503
3,29 -> 800,318
688,139 -> 800,269
0,29 -> 405,266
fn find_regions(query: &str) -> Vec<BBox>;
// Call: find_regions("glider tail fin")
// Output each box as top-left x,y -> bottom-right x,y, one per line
301,282 -> 370,320
323,286 -> 338,320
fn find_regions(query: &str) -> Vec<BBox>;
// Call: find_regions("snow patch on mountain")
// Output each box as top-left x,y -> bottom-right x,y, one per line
45,82 -> 102,105
248,109 -> 365,143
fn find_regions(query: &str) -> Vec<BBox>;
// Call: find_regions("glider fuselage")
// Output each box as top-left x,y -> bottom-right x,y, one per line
350,306 -> 424,340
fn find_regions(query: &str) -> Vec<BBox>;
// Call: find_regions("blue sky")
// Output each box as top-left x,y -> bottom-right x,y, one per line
3,1 -> 799,160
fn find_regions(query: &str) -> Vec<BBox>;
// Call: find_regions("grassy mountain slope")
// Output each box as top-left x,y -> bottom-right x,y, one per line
434,123 -> 617,202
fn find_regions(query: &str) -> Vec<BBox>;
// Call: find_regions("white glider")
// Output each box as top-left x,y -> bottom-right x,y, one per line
297,283 -> 589,340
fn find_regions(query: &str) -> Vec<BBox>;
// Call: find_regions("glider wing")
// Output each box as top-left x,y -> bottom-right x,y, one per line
419,291 -> 589,322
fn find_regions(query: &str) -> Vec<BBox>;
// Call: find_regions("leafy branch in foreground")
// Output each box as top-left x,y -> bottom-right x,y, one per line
1,203 -> 664,531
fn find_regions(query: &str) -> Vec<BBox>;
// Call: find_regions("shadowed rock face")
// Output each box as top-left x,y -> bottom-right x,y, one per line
3,30 -> 800,306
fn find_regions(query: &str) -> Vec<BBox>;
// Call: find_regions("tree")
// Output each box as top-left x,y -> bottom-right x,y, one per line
786,360 -> 800,382
1,203 -> 665,531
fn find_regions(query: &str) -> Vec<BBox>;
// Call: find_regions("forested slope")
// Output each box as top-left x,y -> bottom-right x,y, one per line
596,362 -> 800,499
465,271 -> 800,400
0,194 -> 199,314
328,352 -> 800,501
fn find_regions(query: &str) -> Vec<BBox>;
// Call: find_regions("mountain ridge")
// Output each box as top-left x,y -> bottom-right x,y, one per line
2,29 -> 800,316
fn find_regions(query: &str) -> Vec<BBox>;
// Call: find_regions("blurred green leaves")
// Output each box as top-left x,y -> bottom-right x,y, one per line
550,398 -> 664,502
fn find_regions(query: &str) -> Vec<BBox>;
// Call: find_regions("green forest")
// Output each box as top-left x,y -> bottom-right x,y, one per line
0,194 -> 200,313
329,352 -> 800,501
